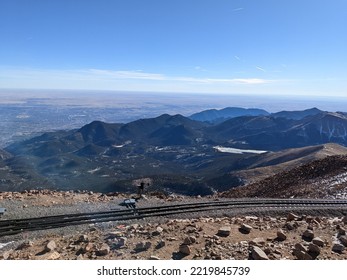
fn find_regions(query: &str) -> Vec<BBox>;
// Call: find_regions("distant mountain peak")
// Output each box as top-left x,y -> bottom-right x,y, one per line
271,107 -> 323,120
189,107 -> 270,123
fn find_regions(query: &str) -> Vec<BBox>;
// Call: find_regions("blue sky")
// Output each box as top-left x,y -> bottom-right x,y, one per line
0,0 -> 346,96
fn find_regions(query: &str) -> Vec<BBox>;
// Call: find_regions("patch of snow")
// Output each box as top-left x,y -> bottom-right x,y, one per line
329,172 -> 347,186
87,167 -> 101,174
113,144 -> 125,148
112,141 -> 131,148
0,241 -> 14,250
318,172 -> 347,187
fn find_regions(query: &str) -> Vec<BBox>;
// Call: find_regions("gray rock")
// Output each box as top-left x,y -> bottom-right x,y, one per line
78,235 -> 89,242
337,226 -> 346,236
312,237 -> 324,247
277,229 -> 287,241
179,244 -> 191,255
332,242 -> 345,253
16,241 -> 34,250
97,243 -> 110,256
250,237 -> 266,246
251,246 -> 269,260
116,237 -> 127,247
292,249 -> 313,260
240,224 -> 252,233
302,229 -> 314,240
294,243 -> 308,252
285,222 -> 295,231
308,243 -> 321,255
218,226 -> 231,237
107,231 -> 123,239
183,236 -> 196,245
152,226 -> 164,236
339,235 -> 347,246
287,213 -> 299,221
135,241 -> 152,251
156,240 -> 166,249
45,240 -> 57,252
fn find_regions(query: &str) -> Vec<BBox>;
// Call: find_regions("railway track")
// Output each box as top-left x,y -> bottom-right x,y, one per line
0,198 -> 346,237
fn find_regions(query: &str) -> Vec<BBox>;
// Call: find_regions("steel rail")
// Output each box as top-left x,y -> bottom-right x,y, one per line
0,199 -> 346,237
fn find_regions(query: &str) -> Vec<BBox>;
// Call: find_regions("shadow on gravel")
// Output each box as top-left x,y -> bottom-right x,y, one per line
171,252 -> 187,260
302,236 -> 313,242
238,228 -> 250,235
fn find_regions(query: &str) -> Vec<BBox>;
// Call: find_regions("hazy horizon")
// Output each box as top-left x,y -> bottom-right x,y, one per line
1,88 -> 347,114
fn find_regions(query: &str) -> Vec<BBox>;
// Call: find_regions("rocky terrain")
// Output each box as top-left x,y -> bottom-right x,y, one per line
223,155 -> 347,199
0,190 -> 347,260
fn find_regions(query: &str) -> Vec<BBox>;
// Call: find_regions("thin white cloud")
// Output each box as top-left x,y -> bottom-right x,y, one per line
87,69 -> 271,85
233,8 -> 244,12
231,78 -> 269,84
88,69 -> 166,80
194,66 -> 207,72
234,55 -> 241,61
0,67 -> 274,93
256,66 -> 266,72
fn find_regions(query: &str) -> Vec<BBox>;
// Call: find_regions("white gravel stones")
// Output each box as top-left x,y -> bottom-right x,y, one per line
46,251 -> 61,260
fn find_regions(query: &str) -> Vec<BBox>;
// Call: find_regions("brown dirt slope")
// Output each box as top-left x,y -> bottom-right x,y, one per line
222,154 -> 347,199
231,143 -> 347,185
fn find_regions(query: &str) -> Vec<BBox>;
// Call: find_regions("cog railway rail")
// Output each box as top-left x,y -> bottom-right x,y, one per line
0,199 -> 346,237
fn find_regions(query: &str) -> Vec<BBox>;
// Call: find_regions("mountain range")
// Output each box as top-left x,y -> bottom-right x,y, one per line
2,107 -> 347,196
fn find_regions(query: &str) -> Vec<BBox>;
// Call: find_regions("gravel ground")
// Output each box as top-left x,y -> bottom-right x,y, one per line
1,193 -> 347,253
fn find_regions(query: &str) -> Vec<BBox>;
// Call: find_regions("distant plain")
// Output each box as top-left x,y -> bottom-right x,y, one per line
1,89 -> 347,147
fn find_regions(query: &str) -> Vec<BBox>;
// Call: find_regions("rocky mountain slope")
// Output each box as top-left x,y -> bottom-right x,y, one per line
225,143 -> 347,186
222,154 -> 347,199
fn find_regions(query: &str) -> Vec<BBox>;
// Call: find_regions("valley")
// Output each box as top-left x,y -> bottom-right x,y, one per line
1,105 -> 347,197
